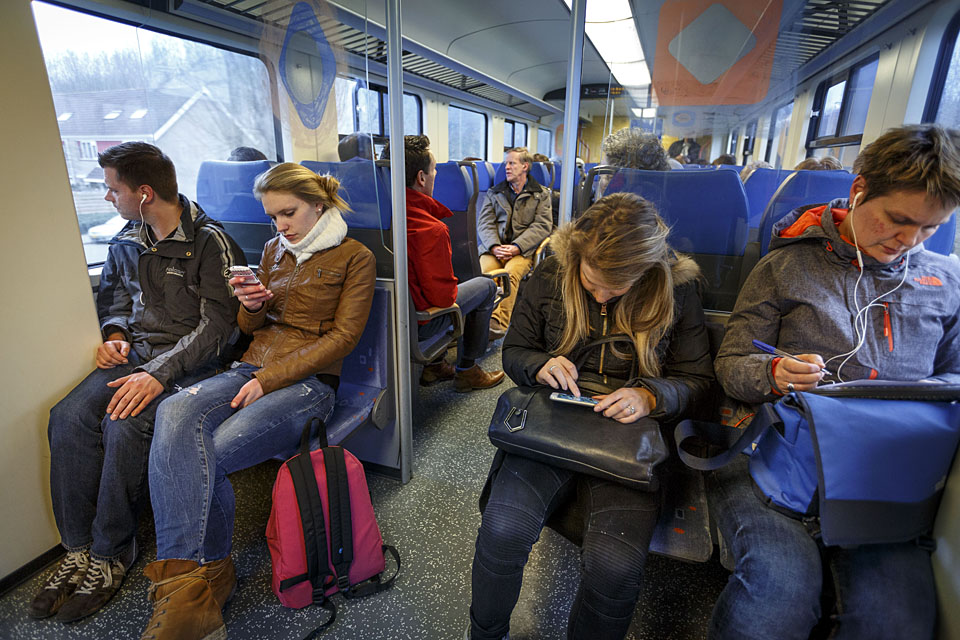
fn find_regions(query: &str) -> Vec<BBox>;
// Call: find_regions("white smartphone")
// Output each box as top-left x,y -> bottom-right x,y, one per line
227,265 -> 261,286
549,391 -> 599,407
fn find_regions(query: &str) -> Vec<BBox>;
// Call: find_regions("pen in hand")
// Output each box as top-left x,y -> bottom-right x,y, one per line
752,339 -> 833,376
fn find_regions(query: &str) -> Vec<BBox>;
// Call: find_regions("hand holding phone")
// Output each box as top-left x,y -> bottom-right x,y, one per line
549,392 -> 599,407
227,265 -> 272,310
227,265 -> 261,287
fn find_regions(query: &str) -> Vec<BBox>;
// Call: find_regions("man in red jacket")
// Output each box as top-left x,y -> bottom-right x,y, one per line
387,135 -> 505,392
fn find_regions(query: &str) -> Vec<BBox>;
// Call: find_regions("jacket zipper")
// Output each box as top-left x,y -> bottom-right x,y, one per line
261,260 -> 300,364
883,302 -> 893,352
599,302 -> 608,385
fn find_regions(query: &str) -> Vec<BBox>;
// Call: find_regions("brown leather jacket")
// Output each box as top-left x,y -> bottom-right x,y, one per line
239,236 -> 376,394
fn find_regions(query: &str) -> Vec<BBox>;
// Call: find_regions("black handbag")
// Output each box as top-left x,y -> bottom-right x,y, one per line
487,336 -> 668,491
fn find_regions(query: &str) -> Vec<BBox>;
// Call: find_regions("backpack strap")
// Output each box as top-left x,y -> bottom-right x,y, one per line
323,445 -> 354,592
673,402 -> 781,471
342,545 -> 402,599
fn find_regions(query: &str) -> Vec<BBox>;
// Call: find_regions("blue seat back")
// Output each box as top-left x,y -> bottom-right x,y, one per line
433,162 -> 472,212
196,160 -> 271,223
493,161 -> 550,189
338,286 -> 389,393
552,162 -> 563,189
472,162 -> 493,192
743,168 -> 794,229
300,160 -> 391,230
759,170 -> 856,255
924,213 -> 957,256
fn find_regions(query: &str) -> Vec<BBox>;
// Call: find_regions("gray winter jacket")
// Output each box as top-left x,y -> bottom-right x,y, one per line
97,196 -> 244,389
477,176 -> 552,257
716,198 -> 960,404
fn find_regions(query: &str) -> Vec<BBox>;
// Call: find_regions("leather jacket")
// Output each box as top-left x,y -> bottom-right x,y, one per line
239,236 -> 376,394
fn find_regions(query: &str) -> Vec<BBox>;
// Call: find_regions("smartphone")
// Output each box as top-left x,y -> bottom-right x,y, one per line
227,265 -> 261,286
549,392 -> 599,407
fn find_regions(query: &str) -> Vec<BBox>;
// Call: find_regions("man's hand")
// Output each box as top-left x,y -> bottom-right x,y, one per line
231,378 -> 264,409
97,340 -> 130,369
492,244 -> 520,261
106,372 -> 164,420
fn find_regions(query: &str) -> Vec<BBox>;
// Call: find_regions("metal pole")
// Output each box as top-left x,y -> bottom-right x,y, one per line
558,0 -> 587,226
385,0 -> 412,483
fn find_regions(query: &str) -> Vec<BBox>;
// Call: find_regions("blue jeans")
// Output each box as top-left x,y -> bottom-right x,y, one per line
418,276 -> 496,367
150,363 -> 335,563
706,455 -> 936,640
470,454 -> 660,640
48,353 -> 216,560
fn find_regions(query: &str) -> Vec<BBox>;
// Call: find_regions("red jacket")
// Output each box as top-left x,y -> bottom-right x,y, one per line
406,188 -> 458,315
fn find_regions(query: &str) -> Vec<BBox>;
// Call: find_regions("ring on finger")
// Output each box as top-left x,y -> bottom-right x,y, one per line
549,365 -> 557,373
628,405 -> 636,415
787,382 -> 795,392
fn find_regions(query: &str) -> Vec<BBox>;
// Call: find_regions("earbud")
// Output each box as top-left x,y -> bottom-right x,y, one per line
851,191 -> 862,208
141,193 -> 148,203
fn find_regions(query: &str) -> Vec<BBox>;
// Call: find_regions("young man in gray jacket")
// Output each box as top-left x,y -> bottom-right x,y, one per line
708,125 -> 960,640
478,147 -> 552,338
29,142 -> 244,623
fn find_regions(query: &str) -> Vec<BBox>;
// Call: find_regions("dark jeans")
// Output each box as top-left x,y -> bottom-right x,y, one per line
418,276 -> 496,367
706,455 -> 936,640
470,454 -> 660,640
48,352 -> 215,560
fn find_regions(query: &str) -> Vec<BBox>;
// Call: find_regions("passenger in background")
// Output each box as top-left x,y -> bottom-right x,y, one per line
597,128 -> 670,198
32,142 -> 244,623
532,152 -> 550,163
385,135 -> 505,391
227,146 -> 267,162
794,155 -> 843,170
469,193 -> 714,640
712,153 -> 737,165
709,124 -> 960,640
143,163 -> 376,640
739,160 -> 773,182
478,146 -> 552,339
668,137 -> 701,163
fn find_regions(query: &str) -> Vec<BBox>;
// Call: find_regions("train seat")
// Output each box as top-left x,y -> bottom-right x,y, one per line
599,167 -> 750,311
433,161 -> 480,283
195,159 -> 273,265
492,160 -> 551,190
756,169 -> 856,256
300,160 -> 394,277
743,168 -> 794,231
924,212 -> 957,255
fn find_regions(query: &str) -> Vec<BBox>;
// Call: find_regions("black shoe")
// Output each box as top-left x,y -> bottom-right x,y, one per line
55,542 -> 136,623
27,549 -> 89,619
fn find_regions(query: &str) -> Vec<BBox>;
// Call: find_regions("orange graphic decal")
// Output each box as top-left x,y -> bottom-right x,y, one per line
913,276 -> 943,286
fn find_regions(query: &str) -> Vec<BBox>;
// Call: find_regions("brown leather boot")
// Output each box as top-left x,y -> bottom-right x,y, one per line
140,560 -> 226,640
454,365 -> 506,393
196,556 -> 236,610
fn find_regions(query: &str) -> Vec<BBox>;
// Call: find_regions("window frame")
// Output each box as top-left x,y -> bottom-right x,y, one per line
805,53 -> 880,153
765,100 -> 793,163
351,81 -> 423,137
538,126 -> 553,156
922,9 -> 960,122
741,119 -> 758,164
503,118 -> 528,150
448,103 -> 489,160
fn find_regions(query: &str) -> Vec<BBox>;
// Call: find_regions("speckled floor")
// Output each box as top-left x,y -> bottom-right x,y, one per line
0,345 -> 729,639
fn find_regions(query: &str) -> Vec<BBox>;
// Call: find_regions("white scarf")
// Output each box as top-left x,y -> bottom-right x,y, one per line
279,207 -> 348,264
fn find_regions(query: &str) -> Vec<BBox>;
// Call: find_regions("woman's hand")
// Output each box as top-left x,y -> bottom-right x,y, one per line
593,387 -> 656,423
772,354 -> 824,394
536,356 -> 580,397
229,275 -> 273,312
231,378 -> 264,409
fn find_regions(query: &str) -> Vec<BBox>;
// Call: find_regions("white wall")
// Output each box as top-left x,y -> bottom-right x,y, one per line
0,0 -> 105,579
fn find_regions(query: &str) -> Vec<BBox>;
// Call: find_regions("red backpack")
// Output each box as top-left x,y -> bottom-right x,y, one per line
266,418 -> 399,631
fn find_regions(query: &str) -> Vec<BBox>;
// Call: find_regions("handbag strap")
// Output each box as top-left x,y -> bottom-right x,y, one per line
569,334 -> 639,381
673,402 -> 782,471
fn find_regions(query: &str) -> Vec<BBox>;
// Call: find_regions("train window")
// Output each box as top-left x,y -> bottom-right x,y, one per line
537,127 -> 553,157
32,1 -> 277,267
727,130 -> 738,155
336,79 -> 422,137
925,10 -> 960,126
503,119 -> 528,149
806,55 -> 879,166
742,120 -> 758,164
766,101 -> 794,167
449,105 -> 488,160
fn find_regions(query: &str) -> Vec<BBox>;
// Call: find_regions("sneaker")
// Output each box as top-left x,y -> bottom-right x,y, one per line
56,542 -> 137,623
464,624 -> 509,640
454,365 -> 506,393
27,549 -> 90,619
420,361 -> 456,386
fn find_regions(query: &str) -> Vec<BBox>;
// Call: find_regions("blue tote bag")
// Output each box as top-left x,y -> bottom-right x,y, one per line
676,383 -> 960,546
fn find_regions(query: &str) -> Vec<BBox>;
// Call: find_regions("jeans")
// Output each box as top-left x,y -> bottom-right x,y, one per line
150,363 -> 335,563
418,276 -> 496,367
48,352 -> 215,560
470,454 -> 660,640
706,455 -> 936,640
480,252 -> 533,329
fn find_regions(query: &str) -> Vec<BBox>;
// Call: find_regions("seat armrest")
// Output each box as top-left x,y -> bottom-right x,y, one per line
411,304 -> 464,364
416,303 -> 461,324
482,269 -> 511,308
534,236 -> 552,269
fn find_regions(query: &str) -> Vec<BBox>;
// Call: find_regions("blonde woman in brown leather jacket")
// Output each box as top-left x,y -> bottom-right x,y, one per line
141,163 -> 376,640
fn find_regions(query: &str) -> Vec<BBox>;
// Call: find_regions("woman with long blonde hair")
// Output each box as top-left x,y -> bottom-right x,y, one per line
142,163 -> 376,640
468,192 -> 714,640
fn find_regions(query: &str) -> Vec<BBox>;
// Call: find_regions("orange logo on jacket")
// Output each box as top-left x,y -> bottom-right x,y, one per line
913,276 -> 943,286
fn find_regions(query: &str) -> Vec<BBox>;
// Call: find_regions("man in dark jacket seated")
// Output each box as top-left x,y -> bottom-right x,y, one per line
30,142 -> 244,623
386,135 -> 505,392
708,125 -> 960,640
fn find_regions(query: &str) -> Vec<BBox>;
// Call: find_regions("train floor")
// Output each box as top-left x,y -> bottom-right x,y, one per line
0,347 -> 730,639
